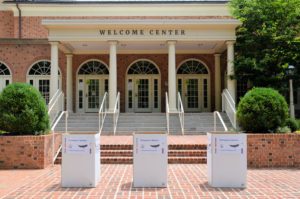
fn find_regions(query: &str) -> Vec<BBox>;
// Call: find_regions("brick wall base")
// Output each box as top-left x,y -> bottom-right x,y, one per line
0,133 -> 61,169
248,134 -> 300,168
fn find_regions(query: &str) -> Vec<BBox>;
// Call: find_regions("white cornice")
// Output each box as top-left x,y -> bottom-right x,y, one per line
42,19 -> 241,28
5,4 -> 231,17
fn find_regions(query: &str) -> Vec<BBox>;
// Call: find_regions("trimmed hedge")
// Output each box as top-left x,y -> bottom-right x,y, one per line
237,87 -> 289,133
0,83 -> 49,135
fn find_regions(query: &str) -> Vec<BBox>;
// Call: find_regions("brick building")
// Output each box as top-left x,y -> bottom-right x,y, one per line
5,0 -> 298,122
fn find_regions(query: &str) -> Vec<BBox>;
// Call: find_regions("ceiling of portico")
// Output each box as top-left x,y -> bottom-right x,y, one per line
61,40 -> 227,54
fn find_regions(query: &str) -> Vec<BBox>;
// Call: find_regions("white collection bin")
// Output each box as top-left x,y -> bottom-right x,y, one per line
133,132 -> 168,188
61,132 -> 100,188
207,132 -> 247,188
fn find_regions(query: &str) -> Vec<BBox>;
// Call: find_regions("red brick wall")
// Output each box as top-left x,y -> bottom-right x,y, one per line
248,134 -> 300,168
0,133 -> 61,169
0,44 -> 66,93
0,11 -> 14,38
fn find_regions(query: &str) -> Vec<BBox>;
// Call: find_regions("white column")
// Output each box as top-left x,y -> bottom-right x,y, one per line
109,41 -> 118,111
214,54 -> 221,111
66,54 -> 73,112
167,40 -> 177,112
50,42 -> 59,100
226,41 -> 236,102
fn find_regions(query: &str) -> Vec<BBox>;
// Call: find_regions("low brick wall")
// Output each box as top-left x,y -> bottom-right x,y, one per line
0,133 -> 61,169
248,134 -> 300,168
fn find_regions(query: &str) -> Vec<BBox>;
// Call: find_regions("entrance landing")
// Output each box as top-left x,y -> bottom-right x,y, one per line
55,112 -> 233,134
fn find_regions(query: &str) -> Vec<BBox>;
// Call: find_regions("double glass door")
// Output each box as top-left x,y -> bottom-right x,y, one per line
127,76 -> 160,112
177,75 -> 210,112
77,76 -> 108,113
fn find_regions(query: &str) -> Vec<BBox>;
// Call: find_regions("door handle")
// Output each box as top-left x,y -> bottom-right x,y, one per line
135,93 -> 138,97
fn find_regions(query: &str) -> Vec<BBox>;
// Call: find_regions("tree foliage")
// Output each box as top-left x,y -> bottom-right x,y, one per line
230,0 -> 300,90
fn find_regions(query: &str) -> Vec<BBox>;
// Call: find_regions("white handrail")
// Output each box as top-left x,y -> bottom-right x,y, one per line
98,92 -> 108,134
165,92 -> 170,134
113,92 -> 120,135
213,111 -> 228,132
48,90 -> 60,107
222,89 -> 237,129
177,92 -> 184,135
48,90 -> 64,127
51,110 -> 68,164
224,89 -> 236,107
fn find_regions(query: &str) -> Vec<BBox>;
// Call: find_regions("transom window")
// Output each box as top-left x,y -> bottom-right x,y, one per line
78,61 -> 109,75
177,60 -> 208,74
28,61 -> 60,75
128,60 -> 159,74
0,62 -> 10,75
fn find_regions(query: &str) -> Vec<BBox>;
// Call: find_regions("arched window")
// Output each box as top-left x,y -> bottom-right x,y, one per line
28,61 -> 60,75
0,62 -> 11,75
27,60 -> 61,104
78,61 -> 109,75
128,60 -> 159,74
0,62 -> 12,92
177,60 -> 208,74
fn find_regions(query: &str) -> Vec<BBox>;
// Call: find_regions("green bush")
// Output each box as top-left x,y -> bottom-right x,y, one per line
0,83 -> 49,135
285,118 -> 298,132
276,126 -> 291,134
237,87 -> 289,133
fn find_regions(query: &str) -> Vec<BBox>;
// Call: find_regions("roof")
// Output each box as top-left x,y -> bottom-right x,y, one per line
3,0 -> 229,4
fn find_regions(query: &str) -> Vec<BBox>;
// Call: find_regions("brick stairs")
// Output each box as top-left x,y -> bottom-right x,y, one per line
55,143 -> 207,164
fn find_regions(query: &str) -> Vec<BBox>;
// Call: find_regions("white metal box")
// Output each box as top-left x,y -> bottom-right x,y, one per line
61,132 -> 100,188
133,132 -> 168,188
207,132 -> 247,188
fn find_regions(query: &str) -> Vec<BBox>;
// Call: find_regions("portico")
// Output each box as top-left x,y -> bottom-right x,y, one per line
44,18 -> 240,113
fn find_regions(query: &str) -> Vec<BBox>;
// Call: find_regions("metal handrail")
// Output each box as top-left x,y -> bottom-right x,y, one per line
213,111 -> 228,132
113,92 -> 120,135
48,90 -> 64,127
165,92 -> 170,134
177,92 -> 184,135
48,89 -> 60,107
222,89 -> 237,129
51,110 -> 68,164
224,89 -> 235,107
98,92 -> 108,134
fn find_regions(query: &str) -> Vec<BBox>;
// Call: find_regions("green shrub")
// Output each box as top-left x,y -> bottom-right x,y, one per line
297,119 -> 300,130
276,126 -> 291,134
285,118 -> 298,132
237,87 -> 289,133
0,83 -> 49,135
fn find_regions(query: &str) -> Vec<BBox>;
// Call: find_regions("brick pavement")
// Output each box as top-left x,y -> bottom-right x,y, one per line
0,165 -> 299,199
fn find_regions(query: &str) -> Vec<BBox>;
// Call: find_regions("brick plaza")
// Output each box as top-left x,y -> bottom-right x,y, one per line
0,164 -> 299,199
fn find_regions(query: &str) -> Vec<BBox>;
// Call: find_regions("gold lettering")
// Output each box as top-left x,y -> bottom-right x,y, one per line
99,30 -> 106,35
132,30 -> 138,35
161,30 -> 166,35
108,30 -> 111,35
181,30 -> 185,35
149,30 -> 154,35
120,30 -> 124,35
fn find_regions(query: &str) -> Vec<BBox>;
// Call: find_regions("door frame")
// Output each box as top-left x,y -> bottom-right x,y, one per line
176,58 -> 211,112
77,75 -> 109,113
177,74 -> 210,112
126,75 -> 161,113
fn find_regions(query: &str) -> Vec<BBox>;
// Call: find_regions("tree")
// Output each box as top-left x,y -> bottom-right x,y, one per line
230,0 -> 300,95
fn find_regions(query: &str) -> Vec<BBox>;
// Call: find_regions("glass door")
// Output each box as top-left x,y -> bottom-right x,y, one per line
135,78 -> 151,112
86,79 -> 100,112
